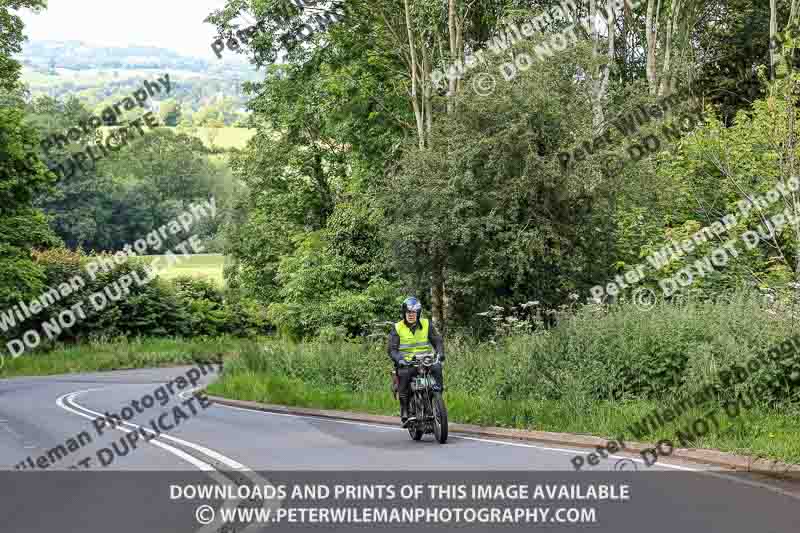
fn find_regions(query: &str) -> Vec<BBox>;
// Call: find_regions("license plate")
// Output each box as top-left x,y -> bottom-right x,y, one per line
413,377 -> 433,389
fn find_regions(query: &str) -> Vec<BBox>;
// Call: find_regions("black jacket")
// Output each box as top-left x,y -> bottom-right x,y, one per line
387,318 -> 444,365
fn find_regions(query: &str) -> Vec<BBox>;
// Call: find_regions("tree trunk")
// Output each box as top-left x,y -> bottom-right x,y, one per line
429,0 -> 465,329
645,0 -> 661,95
404,0 -> 426,148
447,0 -> 457,111
431,246 -> 446,332
659,0 -> 682,96
771,0 -> 778,79
621,0 -> 629,79
591,0 -> 615,131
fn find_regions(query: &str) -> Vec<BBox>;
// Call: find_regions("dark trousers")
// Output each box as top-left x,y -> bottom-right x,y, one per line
397,363 -> 443,404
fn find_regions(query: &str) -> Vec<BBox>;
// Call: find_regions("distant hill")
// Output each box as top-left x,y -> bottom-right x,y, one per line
19,40 -> 255,77
18,40 -> 264,121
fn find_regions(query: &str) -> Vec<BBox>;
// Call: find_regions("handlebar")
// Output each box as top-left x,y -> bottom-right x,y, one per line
408,352 -> 440,367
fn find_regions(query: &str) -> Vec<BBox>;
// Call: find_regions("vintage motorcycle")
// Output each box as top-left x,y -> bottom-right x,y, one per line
392,352 -> 448,444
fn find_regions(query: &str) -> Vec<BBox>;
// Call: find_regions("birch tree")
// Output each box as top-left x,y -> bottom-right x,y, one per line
373,0 -> 477,329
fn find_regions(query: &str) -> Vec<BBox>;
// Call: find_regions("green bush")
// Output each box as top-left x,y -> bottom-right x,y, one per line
171,276 -> 271,337
223,291 -> 800,407
20,248 -> 190,344
0,250 -> 271,352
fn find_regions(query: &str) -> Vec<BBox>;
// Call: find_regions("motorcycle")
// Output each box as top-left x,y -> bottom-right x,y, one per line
395,351 -> 448,444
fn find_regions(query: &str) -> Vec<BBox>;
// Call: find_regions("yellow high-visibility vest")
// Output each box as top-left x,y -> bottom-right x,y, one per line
395,318 -> 432,362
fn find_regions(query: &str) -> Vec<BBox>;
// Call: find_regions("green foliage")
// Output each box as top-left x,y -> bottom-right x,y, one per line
0,1 -> 46,91
0,249 -> 270,349
171,276 -> 268,337
220,292 -> 800,407
1,336 -> 242,378
26,97 -> 230,252
0,99 -> 61,312
639,76 -> 800,297
209,328 -> 800,463
382,41 -> 599,329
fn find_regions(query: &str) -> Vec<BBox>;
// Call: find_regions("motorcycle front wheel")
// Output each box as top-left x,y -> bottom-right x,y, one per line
408,393 -> 423,441
432,392 -> 448,444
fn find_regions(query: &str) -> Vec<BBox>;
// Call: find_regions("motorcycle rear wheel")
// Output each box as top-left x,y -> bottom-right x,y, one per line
432,392 -> 448,444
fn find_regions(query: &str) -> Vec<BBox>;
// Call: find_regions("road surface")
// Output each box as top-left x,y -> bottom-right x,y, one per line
0,367 -> 798,532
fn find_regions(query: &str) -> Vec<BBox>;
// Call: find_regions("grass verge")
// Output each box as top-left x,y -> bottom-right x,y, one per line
207,370 -> 800,465
0,336 -> 255,378
206,320 -> 800,466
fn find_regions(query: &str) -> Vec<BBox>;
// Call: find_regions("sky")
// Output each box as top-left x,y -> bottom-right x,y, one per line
18,0 -> 256,60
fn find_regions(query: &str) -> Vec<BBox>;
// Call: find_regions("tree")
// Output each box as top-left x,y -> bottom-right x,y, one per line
0,0 -> 46,91
0,0 -> 60,313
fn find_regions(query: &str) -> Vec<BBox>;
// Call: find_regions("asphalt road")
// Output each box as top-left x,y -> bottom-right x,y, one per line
1,367 -> 799,533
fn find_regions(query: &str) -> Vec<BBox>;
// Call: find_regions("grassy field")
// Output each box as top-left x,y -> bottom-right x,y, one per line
183,126 -> 256,151
141,253 -> 226,286
0,337 -> 253,378
93,126 -> 256,151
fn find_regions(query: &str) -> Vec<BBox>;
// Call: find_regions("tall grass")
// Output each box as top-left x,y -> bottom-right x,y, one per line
207,292 -> 800,462
1,336 -> 243,377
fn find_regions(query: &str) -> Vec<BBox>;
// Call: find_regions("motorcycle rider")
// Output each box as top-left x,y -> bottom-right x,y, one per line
387,297 -> 445,427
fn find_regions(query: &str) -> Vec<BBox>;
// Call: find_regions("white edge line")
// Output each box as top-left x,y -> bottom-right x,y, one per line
215,402 -> 800,501
58,389 -> 800,506
212,402 -> 697,471
56,388 -> 215,472
58,388 -> 281,533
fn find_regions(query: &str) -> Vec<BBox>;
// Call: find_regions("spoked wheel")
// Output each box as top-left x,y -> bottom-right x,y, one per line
408,395 -> 423,441
432,392 -> 448,444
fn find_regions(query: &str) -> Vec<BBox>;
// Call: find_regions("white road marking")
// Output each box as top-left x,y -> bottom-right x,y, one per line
214,402 -> 696,471
215,402 -> 800,500
177,387 -> 200,400
56,389 -> 214,471
55,385 -> 800,508
56,387 -> 281,533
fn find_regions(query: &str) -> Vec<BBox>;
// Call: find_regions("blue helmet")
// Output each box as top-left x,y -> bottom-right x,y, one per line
401,297 -> 422,318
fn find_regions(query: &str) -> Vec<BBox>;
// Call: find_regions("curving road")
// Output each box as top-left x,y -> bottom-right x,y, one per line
1,367 -> 799,533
